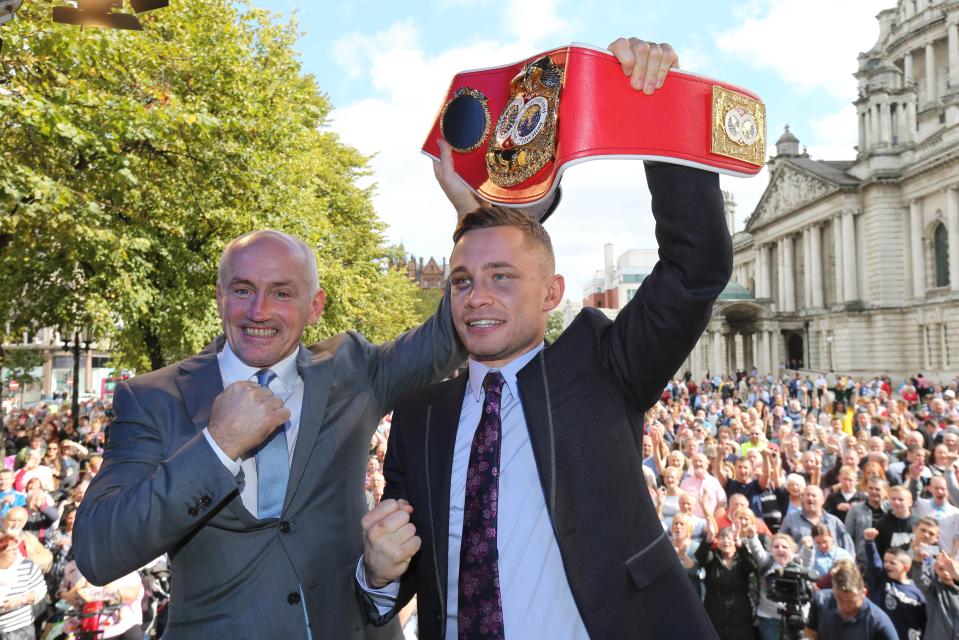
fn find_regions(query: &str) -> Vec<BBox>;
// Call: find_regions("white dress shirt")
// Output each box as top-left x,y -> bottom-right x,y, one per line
202,342 -> 303,517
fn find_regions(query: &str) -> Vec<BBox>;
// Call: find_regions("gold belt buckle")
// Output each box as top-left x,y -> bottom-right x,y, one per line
711,85 -> 766,168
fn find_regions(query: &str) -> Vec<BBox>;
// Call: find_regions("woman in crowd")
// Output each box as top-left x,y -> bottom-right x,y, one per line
0,533 -> 45,640
695,526 -> 757,640
670,512 -> 701,597
656,466 -> 685,529
744,527 -> 805,640
22,477 -> 57,542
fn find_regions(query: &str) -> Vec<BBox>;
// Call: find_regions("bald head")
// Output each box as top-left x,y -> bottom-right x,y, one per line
219,230 -> 320,295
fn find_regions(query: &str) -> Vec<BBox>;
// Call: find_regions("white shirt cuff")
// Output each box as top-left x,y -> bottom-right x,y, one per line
202,428 -> 242,477
355,556 -> 399,617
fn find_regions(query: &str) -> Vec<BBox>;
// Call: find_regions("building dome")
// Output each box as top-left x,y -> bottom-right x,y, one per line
776,125 -> 800,157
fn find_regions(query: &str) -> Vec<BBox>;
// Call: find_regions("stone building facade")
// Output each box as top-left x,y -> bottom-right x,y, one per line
683,0 -> 959,382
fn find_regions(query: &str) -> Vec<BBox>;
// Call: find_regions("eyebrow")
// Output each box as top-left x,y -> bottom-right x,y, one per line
450,260 -> 519,275
226,277 -> 297,289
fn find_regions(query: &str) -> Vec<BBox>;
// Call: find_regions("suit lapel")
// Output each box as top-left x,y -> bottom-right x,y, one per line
174,338 -> 260,526
174,344 -> 223,436
516,350 -> 557,521
284,345 -> 333,512
425,374 -> 468,609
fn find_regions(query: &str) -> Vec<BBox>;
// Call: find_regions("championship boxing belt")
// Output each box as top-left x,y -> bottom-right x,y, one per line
423,43 -> 766,207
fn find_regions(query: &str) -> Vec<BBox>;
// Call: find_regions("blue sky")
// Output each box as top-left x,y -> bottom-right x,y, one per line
251,0 -> 892,296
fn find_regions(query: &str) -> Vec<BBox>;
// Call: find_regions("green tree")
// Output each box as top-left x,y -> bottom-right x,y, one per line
0,0 -> 419,371
1,348 -> 44,407
412,287 -> 445,323
545,310 -> 565,344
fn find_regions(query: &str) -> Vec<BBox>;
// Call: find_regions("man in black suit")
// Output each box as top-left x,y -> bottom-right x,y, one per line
359,38 -> 728,639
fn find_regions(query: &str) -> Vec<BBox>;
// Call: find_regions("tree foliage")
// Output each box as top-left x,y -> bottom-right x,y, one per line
0,0 -> 420,371
545,310 -> 565,344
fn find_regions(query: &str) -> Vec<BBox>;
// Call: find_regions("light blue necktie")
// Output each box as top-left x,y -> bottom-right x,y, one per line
254,369 -> 289,520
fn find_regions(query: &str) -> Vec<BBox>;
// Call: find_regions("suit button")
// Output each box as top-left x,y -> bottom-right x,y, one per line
199,495 -> 212,507
187,507 -> 199,517
287,592 -> 301,605
278,520 -> 290,533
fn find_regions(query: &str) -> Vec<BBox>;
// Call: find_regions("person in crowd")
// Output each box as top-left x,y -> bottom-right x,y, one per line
3,507 -> 51,574
805,562 -> 897,640
743,527 -> 804,640
875,485 -> 918,558
57,559 -> 144,640
40,440 -> 77,493
912,551 -> 959,639
799,523 -> 853,585
715,454 -> 768,512
670,512 -> 702,596
22,478 -> 57,542
680,452 -> 726,518
0,533 -> 46,640
359,38 -> 723,639
915,474 -> 959,522
845,477 -> 888,566
657,466 -> 685,529
779,485 -> 854,555
0,470 -> 26,519
13,436 -> 44,471
824,465 -> 864,518
675,491 -> 710,545
696,526 -> 757,640
13,453 -> 53,493
861,527 -> 926,640
44,507 -> 76,597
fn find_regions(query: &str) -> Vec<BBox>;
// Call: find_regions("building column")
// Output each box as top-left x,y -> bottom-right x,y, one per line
711,330 -> 722,376
911,198 -> 926,299
802,228 -> 812,308
757,245 -> 767,298
734,334 -> 744,374
763,244 -> 773,298
950,22 -> 959,87
784,234 -> 796,312
833,216 -> 845,302
750,333 -> 758,372
926,42 -> 937,105
948,186 -> 959,291
758,330 -> 769,374
777,238 -> 785,310
841,211 -> 859,302
770,330 -> 781,374
880,103 -> 892,144
905,50 -> 914,86
906,99 -> 917,142
811,223 -> 824,307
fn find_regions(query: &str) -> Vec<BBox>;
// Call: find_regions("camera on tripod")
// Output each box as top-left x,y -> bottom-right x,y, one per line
769,564 -> 817,640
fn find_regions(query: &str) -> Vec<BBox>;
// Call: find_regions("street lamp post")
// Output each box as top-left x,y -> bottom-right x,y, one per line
63,327 -> 93,425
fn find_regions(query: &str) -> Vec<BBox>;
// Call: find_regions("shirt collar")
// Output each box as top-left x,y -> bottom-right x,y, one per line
466,343 -> 544,403
218,341 -> 299,393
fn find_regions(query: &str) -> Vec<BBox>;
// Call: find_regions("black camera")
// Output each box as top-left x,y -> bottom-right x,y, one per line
769,564 -> 817,640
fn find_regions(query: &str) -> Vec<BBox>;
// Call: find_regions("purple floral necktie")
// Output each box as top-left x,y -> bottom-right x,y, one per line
458,371 -> 506,639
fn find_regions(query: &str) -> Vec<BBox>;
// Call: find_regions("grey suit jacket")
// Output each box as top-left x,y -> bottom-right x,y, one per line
74,294 -> 464,640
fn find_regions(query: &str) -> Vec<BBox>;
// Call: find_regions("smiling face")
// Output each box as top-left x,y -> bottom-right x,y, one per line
216,232 -> 325,369
449,225 -> 563,369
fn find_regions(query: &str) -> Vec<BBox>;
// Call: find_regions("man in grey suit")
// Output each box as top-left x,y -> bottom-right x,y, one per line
74,229 -> 464,639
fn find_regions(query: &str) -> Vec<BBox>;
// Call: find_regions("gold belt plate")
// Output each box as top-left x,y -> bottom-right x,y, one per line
711,85 -> 766,168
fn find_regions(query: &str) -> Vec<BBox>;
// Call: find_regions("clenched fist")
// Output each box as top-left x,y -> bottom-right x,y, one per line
207,381 -> 291,459
362,499 -> 421,589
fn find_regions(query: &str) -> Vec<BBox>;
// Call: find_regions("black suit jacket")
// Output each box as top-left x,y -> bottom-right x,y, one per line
379,163 -> 731,638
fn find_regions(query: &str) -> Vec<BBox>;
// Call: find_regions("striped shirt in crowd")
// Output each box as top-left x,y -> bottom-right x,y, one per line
0,557 -> 44,633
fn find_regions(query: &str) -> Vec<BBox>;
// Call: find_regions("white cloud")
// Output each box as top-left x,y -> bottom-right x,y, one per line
501,0 -> 569,43
715,0 -> 890,97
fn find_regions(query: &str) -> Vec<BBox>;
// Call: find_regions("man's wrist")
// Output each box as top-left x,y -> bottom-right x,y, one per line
364,562 -> 390,590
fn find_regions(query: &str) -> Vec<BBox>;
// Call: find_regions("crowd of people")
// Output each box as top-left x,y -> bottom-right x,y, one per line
0,397 -> 162,640
637,370 -> 959,640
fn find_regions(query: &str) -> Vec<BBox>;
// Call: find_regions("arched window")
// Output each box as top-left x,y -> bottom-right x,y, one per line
934,222 -> 950,287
